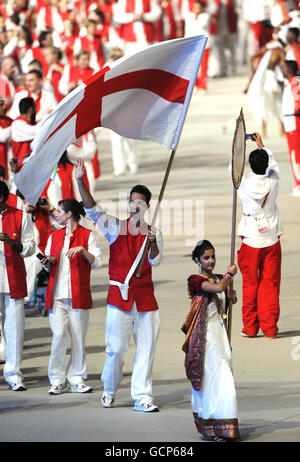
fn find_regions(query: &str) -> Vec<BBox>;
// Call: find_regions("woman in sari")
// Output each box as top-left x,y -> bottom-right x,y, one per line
182,240 -> 240,441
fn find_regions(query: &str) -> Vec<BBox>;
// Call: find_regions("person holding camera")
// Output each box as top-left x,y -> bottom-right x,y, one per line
0,180 -> 35,391
234,133 -> 283,339
42,198 -> 101,395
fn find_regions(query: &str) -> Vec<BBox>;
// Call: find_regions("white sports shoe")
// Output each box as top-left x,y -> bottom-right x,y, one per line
10,382 -> 27,391
133,400 -> 159,413
100,392 -> 115,408
68,383 -> 93,393
48,383 -> 67,395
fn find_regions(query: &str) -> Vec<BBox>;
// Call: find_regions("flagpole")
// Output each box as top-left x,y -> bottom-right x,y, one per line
226,187 -> 238,345
135,36 -> 208,278
135,148 -> 176,278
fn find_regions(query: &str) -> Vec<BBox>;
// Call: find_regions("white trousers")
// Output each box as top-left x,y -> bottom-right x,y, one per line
0,294 -> 25,385
25,250 -> 43,302
101,304 -> 160,402
110,131 -> 139,175
48,299 -> 90,386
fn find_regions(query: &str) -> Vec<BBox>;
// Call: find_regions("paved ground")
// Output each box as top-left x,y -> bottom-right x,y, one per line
1,66 -> 300,445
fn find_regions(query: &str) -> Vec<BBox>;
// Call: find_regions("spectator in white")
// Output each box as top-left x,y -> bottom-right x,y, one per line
0,180 -> 36,391
184,1 -> 211,93
67,131 -> 99,197
210,0 -> 238,78
10,69 -> 57,122
0,98 -> 12,179
73,19 -> 107,71
281,59 -> 300,196
59,50 -> 95,96
106,49 -> 139,176
10,97 -> 41,164
113,0 -> 162,55
21,29 -> 54,75
231,133 -> 283,339
43,198 -> 102,395
0,56 -> 17,111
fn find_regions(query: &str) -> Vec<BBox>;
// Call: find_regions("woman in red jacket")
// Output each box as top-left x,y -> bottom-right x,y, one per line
43,198 -> 101,395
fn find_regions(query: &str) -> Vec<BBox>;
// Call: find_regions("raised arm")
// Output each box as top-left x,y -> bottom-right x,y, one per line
74,158 -> 96,209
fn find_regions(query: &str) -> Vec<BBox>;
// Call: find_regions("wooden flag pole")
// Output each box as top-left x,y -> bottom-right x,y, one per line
226,187 -> 238,345
136,148 -> 177,278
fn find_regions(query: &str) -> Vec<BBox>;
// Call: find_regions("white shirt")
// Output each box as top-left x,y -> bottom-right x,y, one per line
85,203 -> 163,267
233,148 -> 283,248
10,118 -> 41,142
45,228 -> 102,301
282,76 -> 300,133
9,88 -> 57,122
0,207 -> 36,294
184,12 -> 211,47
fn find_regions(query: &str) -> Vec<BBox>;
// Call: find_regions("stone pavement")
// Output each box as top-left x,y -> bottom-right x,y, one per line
0,67 -> 300,443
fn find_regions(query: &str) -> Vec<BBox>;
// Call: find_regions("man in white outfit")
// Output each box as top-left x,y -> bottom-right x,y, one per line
75,158 -> 163,412
0,180 -> 35,390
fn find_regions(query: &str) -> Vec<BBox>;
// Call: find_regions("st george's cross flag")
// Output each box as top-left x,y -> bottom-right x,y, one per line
15,35 -> 207,205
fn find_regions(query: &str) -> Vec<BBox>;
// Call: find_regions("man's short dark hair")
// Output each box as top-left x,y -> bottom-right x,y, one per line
0,180 -> 9,202
288,27 -> 299,40
249,149 -> 269,175
285,59 -> 298,76
130,184 -> 152,204
19,97 -> 35,115
0,165 -> 5,178
28,69 -> 43,80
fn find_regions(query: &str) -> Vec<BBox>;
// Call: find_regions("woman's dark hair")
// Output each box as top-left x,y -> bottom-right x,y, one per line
130,184 -> 152,204
58,198 -> 85,222
58,151 -> 73,166
192,240 -> 215,263
249,149 -> 269,175
0,180 -> 9,202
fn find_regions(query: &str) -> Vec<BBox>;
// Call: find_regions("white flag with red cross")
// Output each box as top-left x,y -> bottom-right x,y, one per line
15,35 -> 207,205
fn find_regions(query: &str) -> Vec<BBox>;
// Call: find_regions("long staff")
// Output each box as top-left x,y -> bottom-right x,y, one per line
227,108 -> 246,344
135,148 -> 176,278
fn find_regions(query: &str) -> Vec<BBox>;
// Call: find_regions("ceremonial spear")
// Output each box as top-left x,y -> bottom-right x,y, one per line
226,108 -> 247,344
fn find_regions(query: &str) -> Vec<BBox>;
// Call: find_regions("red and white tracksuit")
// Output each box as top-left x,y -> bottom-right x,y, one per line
282,75 -> 300,190
45,225 -> 101,386
10,116 -> 40,164
113,0 -> 162,54
86,204 -> 163,403
0,206 -> 35,385
10,88 -> 57,123
235,148 -> 283,338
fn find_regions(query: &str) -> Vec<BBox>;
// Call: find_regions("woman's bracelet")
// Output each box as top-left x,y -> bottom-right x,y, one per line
225,272 -> 233,279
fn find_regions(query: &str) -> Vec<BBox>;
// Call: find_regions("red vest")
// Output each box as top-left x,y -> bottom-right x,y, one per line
121,0 -> 155,43
107,219 -> 158,312
0,116 -> 12,179
210,0 -> 237,35
1,206 -> 27,298
45,225 -> 93,309
11,116 -> 33,163
57,162 -> 75,199
32,207 -> 52,253
6,193 -> 19,209
69,65 -> 94,85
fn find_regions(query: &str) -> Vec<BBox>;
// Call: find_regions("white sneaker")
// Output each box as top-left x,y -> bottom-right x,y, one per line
10,382 -> 27,391
133,400 -> 159,413
48,383 -> 67,395
68,383 -> 93,393
100,392 -> 115,408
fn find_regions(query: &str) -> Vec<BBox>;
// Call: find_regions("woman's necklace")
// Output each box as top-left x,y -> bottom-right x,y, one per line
199,268 -> 227,320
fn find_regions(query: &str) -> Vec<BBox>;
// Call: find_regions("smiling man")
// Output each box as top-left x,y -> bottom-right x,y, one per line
74,158 -> 163,413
